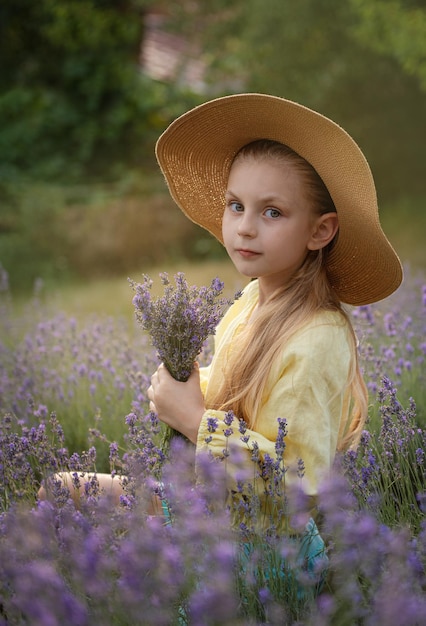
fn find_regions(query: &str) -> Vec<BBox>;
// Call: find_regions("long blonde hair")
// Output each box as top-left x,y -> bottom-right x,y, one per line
209,140 -> 367,450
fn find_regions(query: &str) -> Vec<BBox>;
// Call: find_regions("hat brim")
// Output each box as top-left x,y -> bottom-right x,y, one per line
156,93 -> 402,305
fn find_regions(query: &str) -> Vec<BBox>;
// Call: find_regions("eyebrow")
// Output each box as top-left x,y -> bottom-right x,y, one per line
225,189 -> 287,204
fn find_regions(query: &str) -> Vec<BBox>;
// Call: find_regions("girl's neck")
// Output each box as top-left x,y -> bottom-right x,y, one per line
256,276 -> 287,307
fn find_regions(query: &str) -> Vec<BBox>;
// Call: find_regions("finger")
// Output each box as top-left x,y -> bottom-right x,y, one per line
149,401 -> 157,413
157,363 -> 167,378
150,370 -> 159,388
147,384 -> 154,400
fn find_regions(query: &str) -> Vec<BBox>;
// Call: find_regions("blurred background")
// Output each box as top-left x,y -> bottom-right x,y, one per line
1,0 -> 425,297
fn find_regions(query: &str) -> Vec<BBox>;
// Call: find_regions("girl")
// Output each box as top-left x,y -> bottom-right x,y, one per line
148,94 -> 402,535
40,95 -> 402,573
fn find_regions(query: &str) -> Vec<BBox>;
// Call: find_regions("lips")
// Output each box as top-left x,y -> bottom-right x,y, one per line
236,249 -> 261,258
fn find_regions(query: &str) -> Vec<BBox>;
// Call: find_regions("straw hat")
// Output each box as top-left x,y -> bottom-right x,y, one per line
155,93 -> 402,305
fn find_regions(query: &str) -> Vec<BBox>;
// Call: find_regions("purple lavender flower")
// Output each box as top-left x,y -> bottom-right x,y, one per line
416,447 -> 425,465
343,377 -> 426,534
130,272 -> 240,452
206,416 -> 219,433
297,458 -> 305,479
130,272 -> 241,382
2,262 -> 426,624
274,417 -> 287,457
223,411 -> 235,427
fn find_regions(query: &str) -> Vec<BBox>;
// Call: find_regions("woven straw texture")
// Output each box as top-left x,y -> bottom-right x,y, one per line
156,94 -> 402,305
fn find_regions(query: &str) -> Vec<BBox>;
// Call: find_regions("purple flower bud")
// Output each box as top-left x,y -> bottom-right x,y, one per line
207,416 -> 219,433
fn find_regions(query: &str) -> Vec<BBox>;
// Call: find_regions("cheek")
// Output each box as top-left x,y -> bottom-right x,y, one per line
222,221 -> 235,256
221,211 -> 231,241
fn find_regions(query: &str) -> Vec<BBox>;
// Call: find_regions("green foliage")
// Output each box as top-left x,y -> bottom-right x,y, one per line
1,0 -> 425,292
350,0 -> 426,90
0,175 -> 214,292
0,0 -> 202,180
0,73 -> 167,180
0,183 -> 74,289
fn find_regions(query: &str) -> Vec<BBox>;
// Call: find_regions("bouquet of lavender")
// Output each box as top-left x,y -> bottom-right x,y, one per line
129,272 -> 240,453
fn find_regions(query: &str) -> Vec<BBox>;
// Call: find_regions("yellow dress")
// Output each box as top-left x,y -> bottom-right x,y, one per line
196,279 -> 353,533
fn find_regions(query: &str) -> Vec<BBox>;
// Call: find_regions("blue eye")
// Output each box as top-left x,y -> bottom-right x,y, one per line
229,201 -> 244,212
265,208 -> 281,218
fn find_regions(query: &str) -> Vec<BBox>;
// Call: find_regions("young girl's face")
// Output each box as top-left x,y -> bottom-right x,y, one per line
223,156 -> 322,297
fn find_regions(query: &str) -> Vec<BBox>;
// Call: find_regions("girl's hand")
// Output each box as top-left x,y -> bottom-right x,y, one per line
147,363 -> 205,444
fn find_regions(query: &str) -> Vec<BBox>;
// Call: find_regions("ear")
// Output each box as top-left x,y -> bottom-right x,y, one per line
308,212 -> 339,251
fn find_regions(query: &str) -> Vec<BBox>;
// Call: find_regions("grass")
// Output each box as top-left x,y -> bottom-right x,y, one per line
37,260 -> 245,320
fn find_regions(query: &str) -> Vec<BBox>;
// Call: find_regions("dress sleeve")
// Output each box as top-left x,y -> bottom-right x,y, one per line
196,316 -> 352,497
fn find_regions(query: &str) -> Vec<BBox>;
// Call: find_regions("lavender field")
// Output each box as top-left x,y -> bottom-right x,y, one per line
1,264 -> 426,625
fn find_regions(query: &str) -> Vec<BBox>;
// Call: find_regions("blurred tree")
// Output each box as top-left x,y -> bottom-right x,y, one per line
0,0 -> 206,290
0,0 -> 179,179
350,0 -> 426,90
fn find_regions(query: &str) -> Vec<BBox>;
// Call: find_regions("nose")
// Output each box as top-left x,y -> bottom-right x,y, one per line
237,212 -> 257,238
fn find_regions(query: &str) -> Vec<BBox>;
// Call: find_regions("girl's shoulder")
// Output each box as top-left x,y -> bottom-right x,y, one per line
307,307 -> 349,329
289,308 -> 353,354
